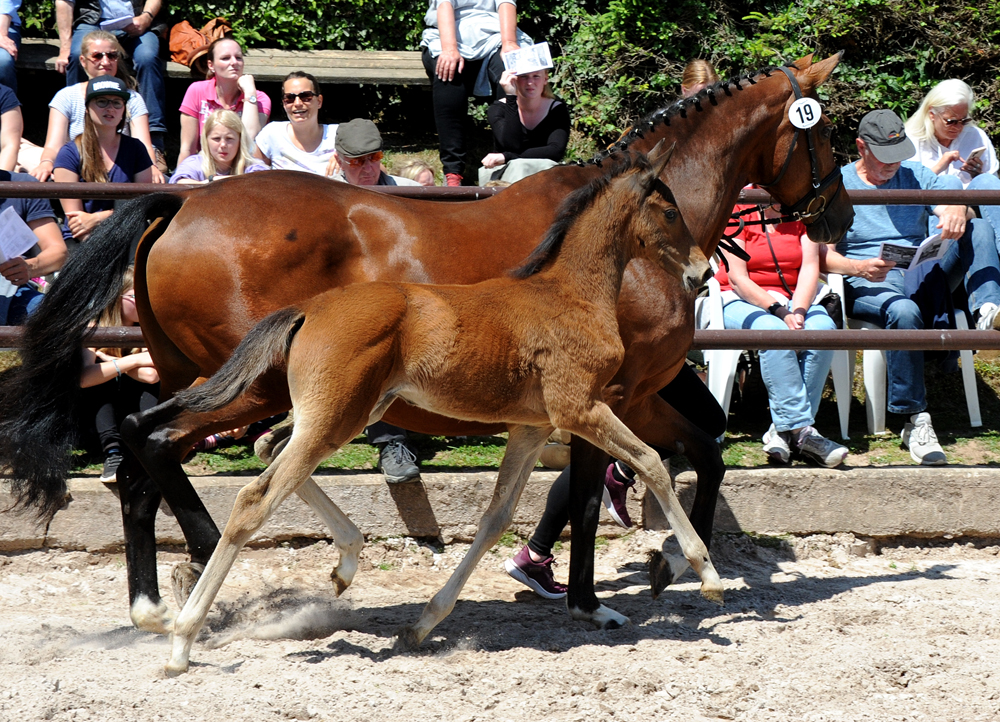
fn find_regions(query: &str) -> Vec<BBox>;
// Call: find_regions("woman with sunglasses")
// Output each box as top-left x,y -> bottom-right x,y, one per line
31,30 -> 163,183
52,76 -> 152,242
254,71 -> 340,176
178,37 -> 271,166
170,109 -> 266,184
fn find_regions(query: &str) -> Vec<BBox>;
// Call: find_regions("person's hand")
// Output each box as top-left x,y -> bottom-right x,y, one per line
500,40 -> 521,57
498,69 -> 517,95
66,210 -> 105,240
0,35 -> 18,60
851,257 -> 895,282
237,74 -> 258,100
126,13 -> 151,37
30,160 -> 53,182
0,256 -> 31,286
935,204 -> 968,240
784,309 -> 805,330
932,150 -> 961,175
435,47 -> 463,82
324,153 -> 342,178
960,155 -> 984,178
150,165 -> 166,184
481,152 -> 506,169
54,50 -> 69,74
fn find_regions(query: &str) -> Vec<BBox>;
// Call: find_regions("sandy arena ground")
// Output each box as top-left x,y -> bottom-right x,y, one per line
2,531 -> 999,722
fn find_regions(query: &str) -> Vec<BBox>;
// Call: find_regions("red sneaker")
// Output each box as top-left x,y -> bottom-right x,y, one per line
503,545 -> 567,599
603,460 -> 636,528
445,172 -> 463,187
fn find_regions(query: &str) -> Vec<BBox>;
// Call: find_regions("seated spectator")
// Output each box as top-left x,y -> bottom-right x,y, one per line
78,266 -> 158,482
716,200 -> 847,467
331,118 -> 420,187
52,77 -> 152,242
479,65 -> 569,185
396,159 -> 437,186
170,109 -> 267,184
824,109 -> 1000,466
905,78 -> 1000,253
254,71 -> 338,175
0,1 -> 21,95
32,30 -> 162,182
0,170 -> 66,326
178,37 -> 271,165
680,58 -> 719,98
0,81 -> 22,171
56,0 -> 167,164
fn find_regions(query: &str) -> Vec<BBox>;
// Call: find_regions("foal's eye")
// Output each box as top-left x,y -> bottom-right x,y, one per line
664,208 -> 678,221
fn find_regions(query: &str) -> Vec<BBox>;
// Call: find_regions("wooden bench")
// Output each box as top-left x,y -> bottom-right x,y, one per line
16,37 -> 429,86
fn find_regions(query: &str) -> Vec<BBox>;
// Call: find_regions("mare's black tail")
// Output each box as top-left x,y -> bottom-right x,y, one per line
0,193 -> 185,520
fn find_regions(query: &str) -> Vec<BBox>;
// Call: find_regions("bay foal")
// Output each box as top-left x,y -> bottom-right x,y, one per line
164,146 -> 717,675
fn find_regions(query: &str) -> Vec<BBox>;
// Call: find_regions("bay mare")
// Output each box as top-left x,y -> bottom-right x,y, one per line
0,54 -> 853,636
163,147 -> 717,673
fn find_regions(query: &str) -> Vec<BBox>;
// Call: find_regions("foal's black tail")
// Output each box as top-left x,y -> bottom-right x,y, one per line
176,306 -> 306,414
0,193 -> 186,520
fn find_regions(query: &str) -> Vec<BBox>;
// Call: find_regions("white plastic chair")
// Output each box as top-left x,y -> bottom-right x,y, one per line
827,274 -> 981,434
697,269 -> 851,440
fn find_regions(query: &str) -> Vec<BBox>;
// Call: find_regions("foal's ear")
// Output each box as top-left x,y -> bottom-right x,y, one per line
641,141 -> 676,196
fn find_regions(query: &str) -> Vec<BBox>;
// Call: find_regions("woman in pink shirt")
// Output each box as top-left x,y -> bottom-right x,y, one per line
177,38 -> 271,164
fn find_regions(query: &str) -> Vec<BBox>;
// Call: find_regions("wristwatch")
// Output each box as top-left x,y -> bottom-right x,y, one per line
767,302 -> 783,316
244,94 -> 258,105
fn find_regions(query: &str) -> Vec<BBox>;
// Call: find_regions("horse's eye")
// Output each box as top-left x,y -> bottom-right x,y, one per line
822,125 -> 834,139
664,208 -> 678,221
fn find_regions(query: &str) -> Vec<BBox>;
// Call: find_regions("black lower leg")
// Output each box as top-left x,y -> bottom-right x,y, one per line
116,451 -> 163,608
566,437 -> 609,614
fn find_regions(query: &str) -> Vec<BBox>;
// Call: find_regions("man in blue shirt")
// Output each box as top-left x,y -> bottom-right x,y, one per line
825,109 -> 1000,466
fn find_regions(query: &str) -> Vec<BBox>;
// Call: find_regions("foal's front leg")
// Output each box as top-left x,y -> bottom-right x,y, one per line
395,424 -> 551,651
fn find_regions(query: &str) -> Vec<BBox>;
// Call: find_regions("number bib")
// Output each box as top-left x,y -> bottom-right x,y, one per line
789,98 -> 822,129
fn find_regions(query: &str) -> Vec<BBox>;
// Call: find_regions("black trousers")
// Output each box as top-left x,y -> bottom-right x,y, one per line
80,375 -> 159,453
421,47 -> 506,177
527,364 -> 727,557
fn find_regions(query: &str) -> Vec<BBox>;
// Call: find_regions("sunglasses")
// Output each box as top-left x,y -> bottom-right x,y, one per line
282,91 -> 318,104
935,113 -> 973,126
88,51 -> 119,62
122,293 -> 136,300
343,151 -> 383,167
93,97 -> 125,109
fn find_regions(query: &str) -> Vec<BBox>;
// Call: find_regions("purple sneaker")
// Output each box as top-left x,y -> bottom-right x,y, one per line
602,460 -> 636,528
503,546 -> 567,599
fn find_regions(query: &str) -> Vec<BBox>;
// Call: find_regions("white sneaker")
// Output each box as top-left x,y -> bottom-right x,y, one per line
901,412 -> 947,465
976,302 -> 1000,331
795,426 -> 848,468
762,423 -> 792,464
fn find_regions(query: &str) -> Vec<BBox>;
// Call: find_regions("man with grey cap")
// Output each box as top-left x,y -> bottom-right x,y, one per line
331,118 -> 421,188
825,109 -> 1000,465
330,118 -> 422,483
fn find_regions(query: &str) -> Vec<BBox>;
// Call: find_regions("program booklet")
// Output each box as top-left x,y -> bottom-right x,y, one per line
878,234 -> 953,272
502,42 -> 553,75
0,205 -> 39,264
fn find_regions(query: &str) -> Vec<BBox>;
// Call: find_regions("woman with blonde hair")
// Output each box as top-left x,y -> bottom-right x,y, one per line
681,59 -> 719,98
396,159 -> 436,186
31,30 -> 163,183
170,109 -> 267,183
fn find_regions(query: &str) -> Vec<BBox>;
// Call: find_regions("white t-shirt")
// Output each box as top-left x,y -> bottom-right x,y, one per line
49,84 -> 147,141
254,122 -> 339,175
909,124 -> 998,188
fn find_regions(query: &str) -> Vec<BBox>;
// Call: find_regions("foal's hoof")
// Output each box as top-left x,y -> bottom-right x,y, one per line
700,584 -> 725,606
647,551 -> 673,599
392,626 -> 422,653
254,425 -> 293,466
171,562 -> 206,608
331,569 -> 350,597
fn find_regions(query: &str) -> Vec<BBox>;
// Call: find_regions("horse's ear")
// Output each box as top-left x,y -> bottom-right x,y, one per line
641,141 -> 675,196
801,51 -> 843,91
789,53 -> 816,70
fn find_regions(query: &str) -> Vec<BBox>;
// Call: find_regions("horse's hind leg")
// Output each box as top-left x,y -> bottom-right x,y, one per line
395,424 -> 551,651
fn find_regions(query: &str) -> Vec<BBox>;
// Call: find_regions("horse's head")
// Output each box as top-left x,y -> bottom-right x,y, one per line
760,52 -> 854,244
628,142 -> 712,292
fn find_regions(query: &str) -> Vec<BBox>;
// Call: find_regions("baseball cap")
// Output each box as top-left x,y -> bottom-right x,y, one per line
85,76 -> 130,104
858,109 -> 915,164
334,119 -> 382,158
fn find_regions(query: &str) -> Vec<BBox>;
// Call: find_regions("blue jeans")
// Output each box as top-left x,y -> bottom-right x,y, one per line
67,24 -> 166,138
0,25 -> 20,96
967,173 -> 1000,257
846,217 -> 1000,414
3,285 -> 43,325
722,299 -> 836,432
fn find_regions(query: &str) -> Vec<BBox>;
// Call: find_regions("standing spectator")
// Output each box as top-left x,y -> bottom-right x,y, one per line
479,65 -> 568,185
254,71 -> 338,176
0,171 -> 66,326
680,59 -> 719,98
420,0 -> 532,186
715,201 -> 848,467
52,76 -> 152,242
0,0 -> 21,95
170,109 -> 267,183
178,37 -> 271,165
55,0 -> 167,167
396,159 -> 437,186
32,30 -> 162,183
824,109 -> 1000,465
0,80 -> 21,171
905,78 -> 1000,253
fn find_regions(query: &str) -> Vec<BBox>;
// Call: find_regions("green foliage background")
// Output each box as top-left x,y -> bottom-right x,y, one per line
19,0 -> 1000,159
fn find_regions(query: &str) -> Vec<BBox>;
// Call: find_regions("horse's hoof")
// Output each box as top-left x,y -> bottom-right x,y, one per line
331,570 -> 350,597
254,425 -> 292,466
701,584 -> 725,606
648,551 -> 673,599
130,595 -> 174,635
164,660 -> 188,678
392,626 -> 422,652
569,603 -> 630,630
171,562 -> 206,608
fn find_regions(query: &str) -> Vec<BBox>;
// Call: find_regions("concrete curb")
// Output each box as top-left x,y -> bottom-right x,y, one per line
2,466 -> 999,552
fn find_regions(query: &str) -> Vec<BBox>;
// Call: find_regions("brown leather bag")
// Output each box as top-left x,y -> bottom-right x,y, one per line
169,17 -> 232,78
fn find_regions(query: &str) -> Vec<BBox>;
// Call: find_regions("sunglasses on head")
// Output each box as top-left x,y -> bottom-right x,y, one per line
282,91 -> 318,104
88,51 -> 119,61
93,97 -> 125,109
343,151 -> 383,167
